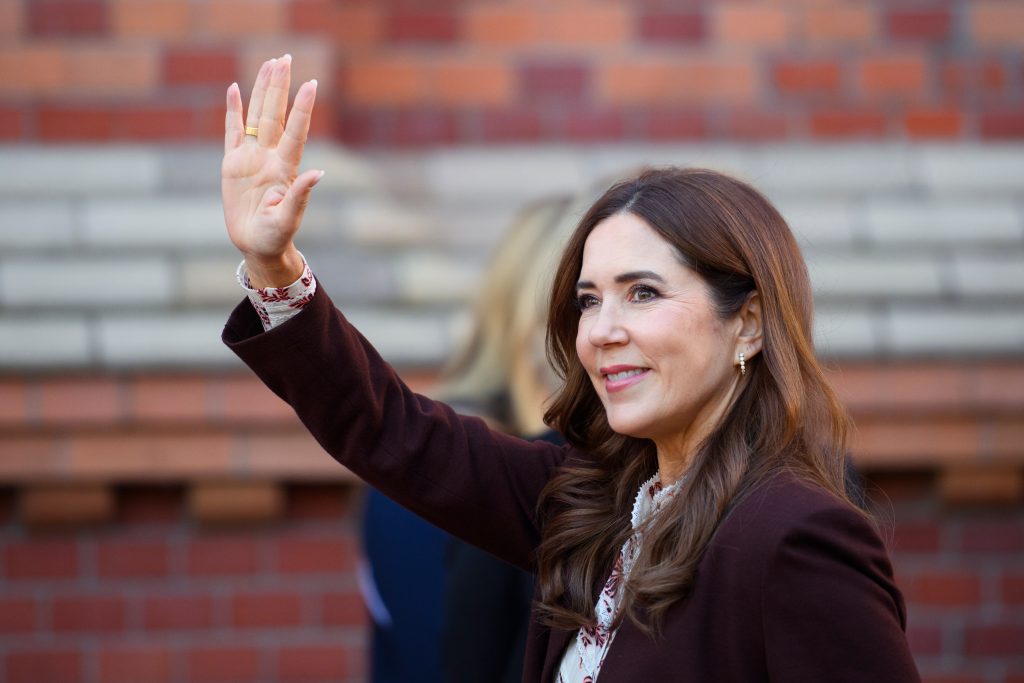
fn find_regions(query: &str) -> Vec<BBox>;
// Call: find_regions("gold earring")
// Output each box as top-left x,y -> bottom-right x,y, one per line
738,352 -> 746,377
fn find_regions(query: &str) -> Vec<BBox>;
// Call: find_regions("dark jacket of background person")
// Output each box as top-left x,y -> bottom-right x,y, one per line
223,288 -> 921,683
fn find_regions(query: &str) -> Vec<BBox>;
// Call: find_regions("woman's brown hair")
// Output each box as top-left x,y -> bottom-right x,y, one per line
535,167 -> 855,632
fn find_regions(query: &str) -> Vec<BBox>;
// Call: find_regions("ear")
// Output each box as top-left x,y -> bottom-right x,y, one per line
734,291 -> 763,362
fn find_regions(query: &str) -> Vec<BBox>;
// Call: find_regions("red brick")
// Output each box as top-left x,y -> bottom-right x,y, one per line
117,486 -> 183,525
54,596 -> 126,632
68,432 -> 233,478
164,48 -> 236,85
716,4 -> 790,46
886,9 -> 951,41
290,0 -> 329,33
286,484 -> 352,521
277,645 -> 350,681
4,539 -> 79,579
188,646 -> 262,683
38,377 -> 122,424
98,540 -> 169,578
111,0 -> 192,39
970,4 -> 1024,46
435,61 -> 514,106
638,11 -> 704,43
277,536 -> 354,573
29,0 -> 107,35
99,645 -> 173,683
388,108 -> 458,146
521,61 -> 589,101
0,104 -> 24,139
144,595 -> 215,630
723,109 -> 788,140
0,379 -> 28,424
802,6 -> 876,44
66,46 -> 158,95
774,61 -> 842,94
322,591 -> 366,627
0,596 -> 36,633
129,377 -> 210,422
7,649 -> 81,683
0,46 -> 67,96
113,106 -> 195,140
960,520 -> 1024,553
943,60 -> 1006,96
477,108 -> 545,143
905,108 -> 963,138
466,6 -> 540,47
336,108 -> 376,146
980,109 -> 1024,139
542,6 -> 630,47
907,623 -> 943,656
601,60 -> 756,105
810,110 -> 887,138
560,109 -> 626,142
187,537 -> 262,575
0,435 -> 62,479
231,592 -> 303,628
859,56 -> 927,98
387,10 -> 458,43
203,0 -> 283,37
37,105 -> 114,141
343,57 -> 425,107
964,624 -> 1024,656
1001,573 -> 1024,604
640,108 -> 707,140
892,521 -> 943,553
905,571 -> 982,607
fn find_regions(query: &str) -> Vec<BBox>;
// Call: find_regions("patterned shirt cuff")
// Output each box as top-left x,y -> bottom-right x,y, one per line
236,254 -> 317,332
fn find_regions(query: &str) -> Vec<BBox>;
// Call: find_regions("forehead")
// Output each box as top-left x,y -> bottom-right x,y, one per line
580,213 -> 679,274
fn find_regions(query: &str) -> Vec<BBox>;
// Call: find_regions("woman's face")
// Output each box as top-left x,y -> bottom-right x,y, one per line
574,213 -> 743,455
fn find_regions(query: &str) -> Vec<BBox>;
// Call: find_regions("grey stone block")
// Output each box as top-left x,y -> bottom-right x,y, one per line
755,146 -> 915,196
0,258 -> 174,307
952,255 -> 1024,297
579,145 -> 760,188
0,202 -> 77,248
888,307 -> 1024,354
394,251 -> 485,305
806,254 -> 945,298
813,306 -> 880,357
180,257 -> 247,305
0,317 -> 92,367
344,308 -> 453,367
0,146 -> 161,196
308,250 -> 397,305
865,199 -> 1021,245
424,146 -> 584,202
82,196 -> 230,248
919,145 -> 1024,195
336,197 -> 433,246
776,201 -> 857,247
97,312 -> 238,367
161,147 -> 222,192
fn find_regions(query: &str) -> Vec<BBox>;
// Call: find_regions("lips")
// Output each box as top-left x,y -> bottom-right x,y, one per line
600,365 -> 650,393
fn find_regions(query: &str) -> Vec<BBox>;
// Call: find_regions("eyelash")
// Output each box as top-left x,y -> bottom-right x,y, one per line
574,285 -> 661,310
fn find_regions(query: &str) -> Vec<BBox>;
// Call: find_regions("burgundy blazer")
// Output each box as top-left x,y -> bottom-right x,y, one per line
224,287 -> 921,683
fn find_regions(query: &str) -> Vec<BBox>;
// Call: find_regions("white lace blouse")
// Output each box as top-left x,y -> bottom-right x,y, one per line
556,473 -> 682,683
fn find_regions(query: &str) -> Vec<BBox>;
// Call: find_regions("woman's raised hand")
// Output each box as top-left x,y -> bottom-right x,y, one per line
222,55 -> 322,288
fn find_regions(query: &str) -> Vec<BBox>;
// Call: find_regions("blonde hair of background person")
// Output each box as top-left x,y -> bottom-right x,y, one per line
435,195 -> 581,435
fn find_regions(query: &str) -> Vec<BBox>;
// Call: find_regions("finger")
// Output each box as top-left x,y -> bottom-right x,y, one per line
245,58 -> 275,136
278,79 -> 317,168
279,168 -> 325,225
259,53 -> 292,148
224,82 -> 244,152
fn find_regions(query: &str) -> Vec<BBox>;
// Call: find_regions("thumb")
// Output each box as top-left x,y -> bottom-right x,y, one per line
281,169 -> 325,224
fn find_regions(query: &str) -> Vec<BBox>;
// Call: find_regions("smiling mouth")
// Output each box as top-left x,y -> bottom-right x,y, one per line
601,367 -> 650,393
606,368 -> 645,381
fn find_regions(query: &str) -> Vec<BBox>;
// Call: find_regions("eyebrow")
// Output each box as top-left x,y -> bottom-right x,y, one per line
576,270 -> 666,290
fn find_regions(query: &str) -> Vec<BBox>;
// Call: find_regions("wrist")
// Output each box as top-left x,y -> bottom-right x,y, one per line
244,248 -> 304,288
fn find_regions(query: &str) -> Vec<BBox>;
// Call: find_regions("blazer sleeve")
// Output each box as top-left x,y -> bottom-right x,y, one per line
761,504 -> 922,682
222,286 -> 568,571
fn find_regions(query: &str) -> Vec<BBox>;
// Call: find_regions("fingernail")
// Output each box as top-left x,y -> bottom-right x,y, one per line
311,170 -> 325,187
282,53 -> 292,63
310,79 -> 318,88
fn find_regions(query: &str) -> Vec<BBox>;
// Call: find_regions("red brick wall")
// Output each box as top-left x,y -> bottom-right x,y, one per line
1,0 -> 1021,146
0,484 -> 368,683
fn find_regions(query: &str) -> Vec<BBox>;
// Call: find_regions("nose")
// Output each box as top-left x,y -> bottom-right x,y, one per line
586,301 -> 629,347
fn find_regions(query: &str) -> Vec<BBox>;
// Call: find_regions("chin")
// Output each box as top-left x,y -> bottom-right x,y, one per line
604,411 -> 653,440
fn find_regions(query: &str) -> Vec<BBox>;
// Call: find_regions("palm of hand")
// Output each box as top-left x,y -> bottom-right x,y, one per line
221,56 -> 321,275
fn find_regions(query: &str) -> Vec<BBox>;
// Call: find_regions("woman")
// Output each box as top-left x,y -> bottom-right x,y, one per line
222,57 -> 920,681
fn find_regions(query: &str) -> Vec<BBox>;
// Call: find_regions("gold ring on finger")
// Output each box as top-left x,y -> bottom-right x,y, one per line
245,126 -> 259,137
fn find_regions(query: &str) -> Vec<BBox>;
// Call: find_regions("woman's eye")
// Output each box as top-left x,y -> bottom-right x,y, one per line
631,285 -> 659,302
575,294 -> 599,311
